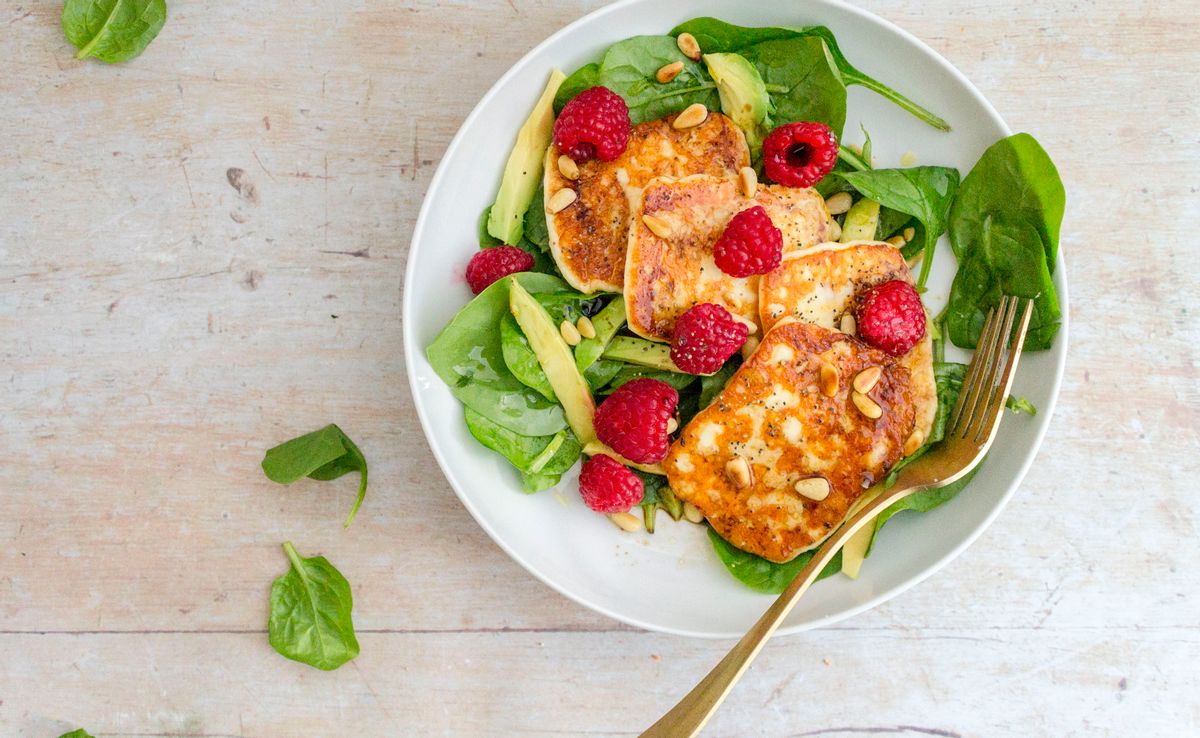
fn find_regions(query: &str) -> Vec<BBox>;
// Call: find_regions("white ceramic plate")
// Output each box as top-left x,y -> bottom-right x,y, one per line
403,0 -> 1068,638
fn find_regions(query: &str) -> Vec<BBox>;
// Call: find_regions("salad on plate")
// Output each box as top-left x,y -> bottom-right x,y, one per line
426,17 -> 1064,593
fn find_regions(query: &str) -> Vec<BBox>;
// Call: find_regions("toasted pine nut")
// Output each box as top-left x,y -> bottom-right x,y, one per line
840,313 -> 856,336
683,501 -> 704,524
576,315 -> 596,339
739,166 -> 757,199
903,430 -> 925,456
559,319 -> 581,346
828,218 -> 842,241
557,154 -> 580,181
825,191 -> 853,215
853,366 -> 882,394
793,477 -> 831,501
724,456 -> 753,489
667,417 -> 679,434
656,61 -> 684,84
608,511 -> 642,532
677,32 -> 701,61
740,335 -> 760,360
819,362 -> 839,397
903,226 -> 916,242
672,103 -> 708,130
852,391 -> 883,419
546,188 -> 577,214
642,213 -> 672,238
886,235 -> 906,248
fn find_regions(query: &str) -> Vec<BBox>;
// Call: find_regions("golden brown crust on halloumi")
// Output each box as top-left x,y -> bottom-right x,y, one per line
664,320 -> 928,563
625,176 -> 829,342
544,112 -> 750,293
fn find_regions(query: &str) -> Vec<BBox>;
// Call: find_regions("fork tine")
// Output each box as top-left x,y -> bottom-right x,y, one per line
972,299 -> 1034,442
947,303 -> 1001,433
952,297 -> 1013,437
962,296 -> 1019,436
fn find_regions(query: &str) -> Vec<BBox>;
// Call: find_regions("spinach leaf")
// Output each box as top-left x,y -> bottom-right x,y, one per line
522,187 -> 551,252
427,273 -> 568,436
838,166 -> 960,289
875,207 -> 914,241
605,366 -> 697,393
670,18 -> 949,131
269,542 -> 359,671
946,134 -> 1065,350
57,731 -> 95,738
464,407 -> 581,493
261,424 -> 368,528
62,0 -> 166,64
556,36 -> 719,124
500,313 -> 556,402
708,527 -> 841,594
532,291 -> 604,325
699,356 -> 740,408
478,206 -> 502,248
740,37 -> 847,139
583,358 -> 624,392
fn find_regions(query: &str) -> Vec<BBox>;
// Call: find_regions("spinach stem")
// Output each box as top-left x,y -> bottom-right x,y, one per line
837,145 -> 870,172
282,541 -> 303,572
848,73 -> 951,132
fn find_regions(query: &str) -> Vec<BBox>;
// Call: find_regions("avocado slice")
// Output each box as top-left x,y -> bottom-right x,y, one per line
840,197 -> 881,243
487,69 -> 567,245
704,53 -> 769,150
574,296 -> 627,372
602,336 -> 683,373
581,441 -> 665,476
508,278 -> 597,446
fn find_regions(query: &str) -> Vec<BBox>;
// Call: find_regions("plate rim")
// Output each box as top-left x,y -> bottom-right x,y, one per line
402,0 -> 1069,639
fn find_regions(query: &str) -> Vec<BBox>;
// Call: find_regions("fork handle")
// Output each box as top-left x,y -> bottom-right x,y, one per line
639,483 -> 917,738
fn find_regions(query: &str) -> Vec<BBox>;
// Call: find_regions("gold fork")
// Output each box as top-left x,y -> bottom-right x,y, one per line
641,296 -> 1034,738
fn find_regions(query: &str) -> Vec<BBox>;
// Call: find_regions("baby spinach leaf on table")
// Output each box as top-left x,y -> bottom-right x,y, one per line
838,166 -> 960,289
556,36 -> 719,124
57,731 -> 95,738
269,542 -> 359,671
708,526 -> 842,594
740,37 -> 847,139
670,18 -> 950,131
261,424 -> 368,528
500,313 -> 556,402
63,0 -> 166,64
427,273 -> 568,436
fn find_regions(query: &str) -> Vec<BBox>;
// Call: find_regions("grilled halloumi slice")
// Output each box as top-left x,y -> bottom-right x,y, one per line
663,320 -> 936,564
625,175 -> 830,342
759,240 -> 913,332
543,112 -> 750,294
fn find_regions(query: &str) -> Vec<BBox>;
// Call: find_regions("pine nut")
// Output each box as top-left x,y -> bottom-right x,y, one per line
793,477 -> 831,501
546,188 -> 577,214
739,166 -> 757,199
676,32 -> 701,61
825,191 -> 853,215
903,430 -> 925,456
656,61 -> 684,83
886,235 -> 906,248
576,315 -> 596,339
560,319 -> 581,346
903,226 -> 916,242
557,154 -> 580,181
683,501 -> 704,523
819,362 -> 839,397
840,314 -> 856,336
667,417 -> 679,434
852,391 -> 883,419
609,511 -> 642,532
828,218 -> 842,241
672,103 -> 708,130
853,366 -> 882,394
642,213 -> 672,238
740,335 -> 760,360
724,456 -> 753,489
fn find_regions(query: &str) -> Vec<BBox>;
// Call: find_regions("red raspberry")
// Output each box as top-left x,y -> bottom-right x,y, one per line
465,246 -> 534,294
670,303 -> 749,375
553,87 -> 631,162
713,206 -> 784,277
578,454 -> 644,513
856,279 -> 927,356
763,122 -> 839,188
594,378 -> 679,464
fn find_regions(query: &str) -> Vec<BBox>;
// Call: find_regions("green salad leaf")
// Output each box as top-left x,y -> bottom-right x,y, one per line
555,36 -> 719,124
708,526 -> 842,594
583,358 -> 624,392
740,37 -> 847,139
427,273 -> 569,436
605,365 -> 696,393
269,542 -> 359,671
837,166 -> 960,289
261,424 -> 368,528
464,408 -> 581,492
523,187 -> 551,252
57,730 -> 95,738
670,18 -> 949,131
699,357 -> 740,408
500,314 -> 556,402
62,0 -> 166,64
947,134 -> 1065,350
575,296 -> 626,372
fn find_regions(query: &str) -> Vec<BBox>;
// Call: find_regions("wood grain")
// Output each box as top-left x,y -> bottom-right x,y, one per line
2,0 -> 1198,735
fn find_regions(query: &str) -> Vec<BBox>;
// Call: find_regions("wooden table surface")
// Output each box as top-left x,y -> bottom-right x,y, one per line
3,1 -> 1197,736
